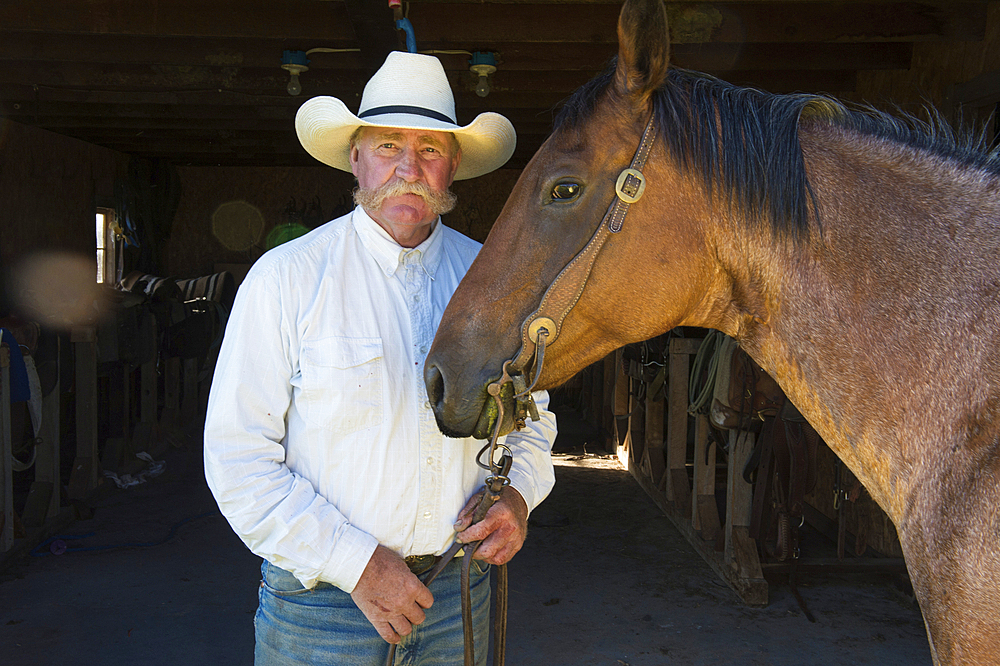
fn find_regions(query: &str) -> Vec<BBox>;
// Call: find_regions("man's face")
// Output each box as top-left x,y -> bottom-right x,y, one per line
350,126 -> 461,247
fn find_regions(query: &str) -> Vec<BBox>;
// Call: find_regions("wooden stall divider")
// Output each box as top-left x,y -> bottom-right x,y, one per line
666,337 -> 697,517
609,333 -> 769,606
613,349 -> 631,455
692,414 -> 721,541
68,326 -> 99,500
130,357 -> 160,454
644,381 -> 665,490
1,345 -> 12,552
725,430 -> 766,596
181,358 -> 199,424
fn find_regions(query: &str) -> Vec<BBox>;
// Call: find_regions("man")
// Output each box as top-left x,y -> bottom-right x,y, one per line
204,51 -> 557,665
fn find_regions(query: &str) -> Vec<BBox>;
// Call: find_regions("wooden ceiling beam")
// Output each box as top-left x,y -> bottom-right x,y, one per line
408,2 -> 986,44
0,61 -> 371,93
0,59 -> 859,101
0,0 -> 354,40
0,32 -> 912,75
0,2 -> 985,44
0,32 -> 365,69
416,40 -> 913,73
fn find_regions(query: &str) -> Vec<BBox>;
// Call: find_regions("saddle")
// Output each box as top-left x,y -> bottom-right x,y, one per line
706,335 -> 818,562
708,334 -> 784,433
118,271 -> 233,362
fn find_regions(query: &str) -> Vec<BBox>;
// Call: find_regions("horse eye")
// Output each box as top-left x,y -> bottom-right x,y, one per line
551,182 -> 580,201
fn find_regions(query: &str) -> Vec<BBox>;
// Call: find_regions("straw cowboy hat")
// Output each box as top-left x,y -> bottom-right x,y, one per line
295,51 -> 516,180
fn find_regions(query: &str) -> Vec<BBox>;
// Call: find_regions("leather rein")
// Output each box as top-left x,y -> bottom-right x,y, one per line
384,112 -> 657,666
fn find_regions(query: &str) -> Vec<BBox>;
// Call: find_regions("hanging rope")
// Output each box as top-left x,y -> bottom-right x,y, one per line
688,330 -> 724,415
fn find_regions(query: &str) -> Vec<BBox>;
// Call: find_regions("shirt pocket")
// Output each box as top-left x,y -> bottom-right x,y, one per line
299,337 -> 384,435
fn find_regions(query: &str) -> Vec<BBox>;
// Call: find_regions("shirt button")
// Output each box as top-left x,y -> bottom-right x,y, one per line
426,457 -> 433,465
419,346 -> 427,354
423,512 -> 432,519
424,401 -> 431,409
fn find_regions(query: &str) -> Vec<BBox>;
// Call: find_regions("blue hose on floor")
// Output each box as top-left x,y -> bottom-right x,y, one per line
30,511 -> 217,557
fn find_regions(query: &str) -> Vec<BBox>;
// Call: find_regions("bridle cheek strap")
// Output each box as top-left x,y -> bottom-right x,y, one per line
509,113 -> 659,379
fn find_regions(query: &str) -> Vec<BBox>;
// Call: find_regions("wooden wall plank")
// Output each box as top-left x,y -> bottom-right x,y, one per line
0,347 -> 11,552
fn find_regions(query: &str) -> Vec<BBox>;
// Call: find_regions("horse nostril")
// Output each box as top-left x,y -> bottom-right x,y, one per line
425,363 -> 444,410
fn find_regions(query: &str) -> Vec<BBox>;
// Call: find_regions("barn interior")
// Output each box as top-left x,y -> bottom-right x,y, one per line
1,1 -> 998,663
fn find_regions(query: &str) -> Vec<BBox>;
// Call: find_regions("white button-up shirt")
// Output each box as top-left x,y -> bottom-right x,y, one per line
204,206 -> 557,593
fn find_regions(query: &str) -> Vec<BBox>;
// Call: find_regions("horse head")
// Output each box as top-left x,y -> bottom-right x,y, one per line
425,0 -> 722,439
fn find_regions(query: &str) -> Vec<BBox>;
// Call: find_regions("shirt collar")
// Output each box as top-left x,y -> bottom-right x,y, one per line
353,206 -> 444,279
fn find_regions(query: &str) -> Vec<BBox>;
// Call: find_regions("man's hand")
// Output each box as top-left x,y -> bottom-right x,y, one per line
350,545 -> 434,644
453,487 -> 528,565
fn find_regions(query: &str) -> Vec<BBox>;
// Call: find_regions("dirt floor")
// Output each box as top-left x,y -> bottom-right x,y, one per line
0,435 -> 931,665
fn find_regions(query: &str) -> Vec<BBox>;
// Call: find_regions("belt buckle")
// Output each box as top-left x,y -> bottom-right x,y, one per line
405,554 -> 437,576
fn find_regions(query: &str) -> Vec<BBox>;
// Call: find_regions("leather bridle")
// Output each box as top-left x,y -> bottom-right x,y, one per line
508,112 -> 659,397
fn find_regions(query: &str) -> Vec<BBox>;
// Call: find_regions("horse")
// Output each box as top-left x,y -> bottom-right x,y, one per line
424,0 -> 1000,663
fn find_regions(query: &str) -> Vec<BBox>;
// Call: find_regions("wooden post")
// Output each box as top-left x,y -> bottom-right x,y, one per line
613,349 -> 631,466
666,337 -> 699,517
725,429 -> 766,603
1,346 -> 12,552
644,386 -> 665,489
601,354 -> 616,451
68,326 -> 99,500
181,357 -> 198,423
692,415 -> 721,541
626,333 -> 769,607
590,359 -> 604,435
100,361 -> 131,472
161,356 -> 181,428
23,337 -> 62,528
627,380 -> 645,472
131,358 -> 159,453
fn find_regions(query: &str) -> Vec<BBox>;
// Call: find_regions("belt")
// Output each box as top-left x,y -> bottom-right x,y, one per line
405,550 -> 464,576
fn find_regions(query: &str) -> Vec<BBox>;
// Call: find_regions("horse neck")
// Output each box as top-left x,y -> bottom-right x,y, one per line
706,124 -> 1000,522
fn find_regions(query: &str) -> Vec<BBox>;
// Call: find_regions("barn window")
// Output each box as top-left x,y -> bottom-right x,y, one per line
95,207 -> 117,284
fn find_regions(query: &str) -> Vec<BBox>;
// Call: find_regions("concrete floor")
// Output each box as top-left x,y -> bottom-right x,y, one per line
0,436 -> 931,666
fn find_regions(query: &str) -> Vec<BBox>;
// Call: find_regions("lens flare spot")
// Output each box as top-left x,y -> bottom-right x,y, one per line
211,201 -> 265,251
265,223 -> 310,250
9,252 -> 108,330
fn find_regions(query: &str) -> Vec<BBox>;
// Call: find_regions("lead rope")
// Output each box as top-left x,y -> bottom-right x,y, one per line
384,364 -> 517,666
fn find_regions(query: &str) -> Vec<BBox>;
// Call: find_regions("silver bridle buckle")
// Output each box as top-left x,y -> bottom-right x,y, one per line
615,167 -> 646,204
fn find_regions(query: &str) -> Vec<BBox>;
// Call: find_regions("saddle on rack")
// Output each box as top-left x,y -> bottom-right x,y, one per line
706,335 -> 819,562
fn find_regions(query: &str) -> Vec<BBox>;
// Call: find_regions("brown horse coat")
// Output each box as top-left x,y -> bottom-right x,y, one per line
426,1 -> 1000,663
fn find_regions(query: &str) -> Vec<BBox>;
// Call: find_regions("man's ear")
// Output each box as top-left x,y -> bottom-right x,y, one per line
349,144 -> 361,178
449,147 -> 462,184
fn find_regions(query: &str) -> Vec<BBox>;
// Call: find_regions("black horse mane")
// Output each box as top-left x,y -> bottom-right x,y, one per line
554,63 -> 1000,239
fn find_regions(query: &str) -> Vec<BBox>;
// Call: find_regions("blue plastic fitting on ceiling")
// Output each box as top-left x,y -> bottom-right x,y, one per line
469,51 -> 497,68
281,50 -> 310,67
395,18 -> 417,53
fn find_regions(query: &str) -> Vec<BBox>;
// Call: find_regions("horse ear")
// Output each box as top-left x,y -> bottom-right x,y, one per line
614,0 -> 670,106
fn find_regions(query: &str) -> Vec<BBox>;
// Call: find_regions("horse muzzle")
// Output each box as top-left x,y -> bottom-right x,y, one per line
425,360 -> 537,441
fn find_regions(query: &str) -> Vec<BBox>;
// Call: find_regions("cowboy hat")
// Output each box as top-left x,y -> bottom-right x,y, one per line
295,51 -> 515,180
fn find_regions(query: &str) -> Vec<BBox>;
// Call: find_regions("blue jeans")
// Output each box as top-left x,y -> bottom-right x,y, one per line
254,558 -> 491,666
